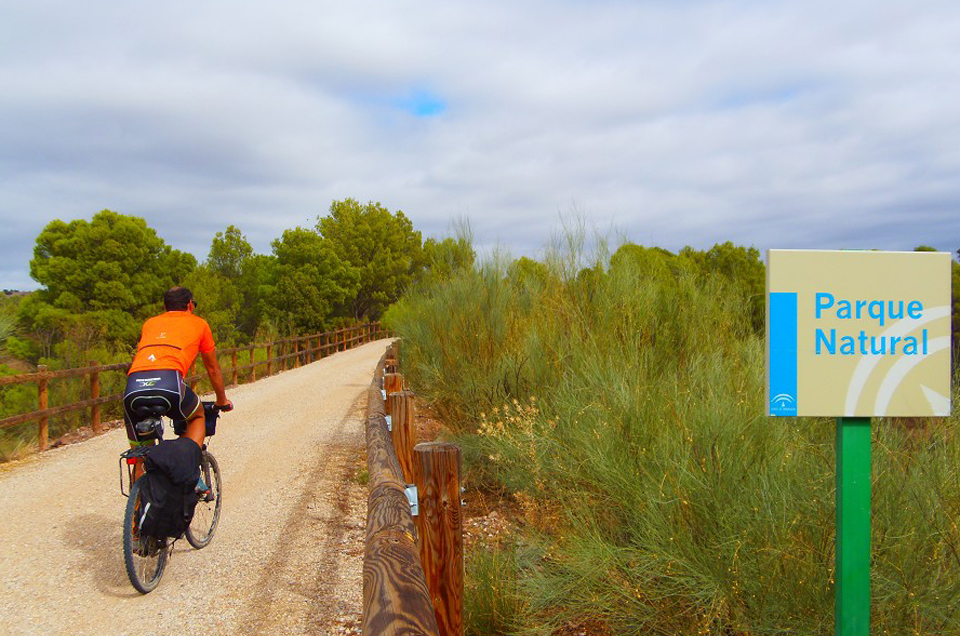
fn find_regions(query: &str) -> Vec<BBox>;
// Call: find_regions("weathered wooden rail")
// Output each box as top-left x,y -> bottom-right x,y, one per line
363,343 -> 463,636
0,322 -> 386,450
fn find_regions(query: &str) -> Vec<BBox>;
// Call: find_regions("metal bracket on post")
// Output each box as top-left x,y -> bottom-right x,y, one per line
381,389 -> 387,400
385,414 -> 392,432
404,484 -> 418,516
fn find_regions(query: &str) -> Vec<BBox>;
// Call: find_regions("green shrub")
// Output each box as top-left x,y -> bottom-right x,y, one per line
392,240 -> 960,634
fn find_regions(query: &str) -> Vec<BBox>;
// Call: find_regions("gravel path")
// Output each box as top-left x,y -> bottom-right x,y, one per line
0,339 -> 389,636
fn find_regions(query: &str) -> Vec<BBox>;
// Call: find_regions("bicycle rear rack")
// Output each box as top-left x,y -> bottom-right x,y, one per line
119,446 -> 153,497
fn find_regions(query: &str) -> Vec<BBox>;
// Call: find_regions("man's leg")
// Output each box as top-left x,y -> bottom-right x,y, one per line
181,409 -> 206,447
177,377 -> 205,447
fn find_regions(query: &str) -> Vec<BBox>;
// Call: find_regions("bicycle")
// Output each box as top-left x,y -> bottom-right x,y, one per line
118,401 -> 225,593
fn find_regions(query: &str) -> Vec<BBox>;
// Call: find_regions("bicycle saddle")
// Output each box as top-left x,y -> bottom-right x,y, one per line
131,396 -> 170,437
131,396 -> 170,420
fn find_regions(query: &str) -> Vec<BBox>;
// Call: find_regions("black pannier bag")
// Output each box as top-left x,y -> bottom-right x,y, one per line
138,438 -> 202,540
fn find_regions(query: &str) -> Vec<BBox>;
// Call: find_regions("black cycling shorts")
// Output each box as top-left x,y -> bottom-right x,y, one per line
123,370 -> 201,444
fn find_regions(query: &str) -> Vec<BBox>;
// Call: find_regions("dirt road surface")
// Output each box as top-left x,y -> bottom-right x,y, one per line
0,339 -> 391,635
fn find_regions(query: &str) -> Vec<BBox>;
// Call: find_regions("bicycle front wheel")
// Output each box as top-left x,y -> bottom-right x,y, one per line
123,478 -> 168,593
186,451 -> 222,549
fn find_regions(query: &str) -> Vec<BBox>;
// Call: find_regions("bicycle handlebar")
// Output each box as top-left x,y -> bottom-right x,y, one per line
202,401 -> 233,413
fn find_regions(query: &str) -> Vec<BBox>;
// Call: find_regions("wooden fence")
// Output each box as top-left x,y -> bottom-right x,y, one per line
0,322 -> 386,451
363,343 -> 463,636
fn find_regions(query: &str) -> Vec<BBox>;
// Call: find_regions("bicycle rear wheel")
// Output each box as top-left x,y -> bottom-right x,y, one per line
123,478 -> 168,593
186,451 -> 222,549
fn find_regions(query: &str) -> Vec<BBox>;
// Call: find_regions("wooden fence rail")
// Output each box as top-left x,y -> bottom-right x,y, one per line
363,348 -> 439,635
363,344 -> 464,636
0,322 -> 387,450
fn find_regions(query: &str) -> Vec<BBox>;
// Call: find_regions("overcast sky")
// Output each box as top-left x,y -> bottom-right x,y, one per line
2,0 -> 959,289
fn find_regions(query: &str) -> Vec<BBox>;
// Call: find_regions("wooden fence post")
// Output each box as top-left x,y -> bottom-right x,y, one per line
37,365 -> 48,451
267,344 -> 273,376
249,345 -> 256,382
385,357 -> 399,375
415,442 -> 464,636
295,338 -> 301,368
384,372 -> 403,413
89,361 -> 101,433
390,390 -> 418,485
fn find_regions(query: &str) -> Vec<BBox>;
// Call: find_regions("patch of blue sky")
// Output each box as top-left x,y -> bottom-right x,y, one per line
392,90 -> 446,117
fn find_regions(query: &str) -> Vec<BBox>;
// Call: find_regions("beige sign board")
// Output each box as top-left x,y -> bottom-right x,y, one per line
766,249 -> 952,417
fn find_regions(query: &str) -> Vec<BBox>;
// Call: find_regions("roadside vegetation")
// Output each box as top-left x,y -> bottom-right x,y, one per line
385,234 -> 960,634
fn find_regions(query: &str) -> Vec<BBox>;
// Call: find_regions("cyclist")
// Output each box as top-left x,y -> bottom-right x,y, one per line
123,286 -> 233,466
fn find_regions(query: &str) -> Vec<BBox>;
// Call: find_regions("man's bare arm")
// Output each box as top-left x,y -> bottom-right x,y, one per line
200,349 -> 232,408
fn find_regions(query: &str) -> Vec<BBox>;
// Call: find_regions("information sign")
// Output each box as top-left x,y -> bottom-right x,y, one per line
766,249 -> 951,417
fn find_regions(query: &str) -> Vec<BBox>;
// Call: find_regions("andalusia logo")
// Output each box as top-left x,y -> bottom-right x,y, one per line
770,393 -> 796,415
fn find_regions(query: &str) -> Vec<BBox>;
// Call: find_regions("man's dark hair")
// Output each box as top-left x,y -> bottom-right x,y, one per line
164,286 -> 193,311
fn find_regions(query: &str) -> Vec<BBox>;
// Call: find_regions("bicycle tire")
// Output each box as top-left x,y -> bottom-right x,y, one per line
123,478 -> 168,593
185,451 -> 222,549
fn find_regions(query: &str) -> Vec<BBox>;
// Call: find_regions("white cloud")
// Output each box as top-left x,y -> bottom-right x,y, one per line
1,0 -> 959,288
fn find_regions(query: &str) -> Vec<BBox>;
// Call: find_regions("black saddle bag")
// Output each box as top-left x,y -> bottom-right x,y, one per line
138,438 -> 202,540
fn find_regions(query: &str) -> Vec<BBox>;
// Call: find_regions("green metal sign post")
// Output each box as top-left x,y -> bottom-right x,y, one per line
835,416 -> 871,636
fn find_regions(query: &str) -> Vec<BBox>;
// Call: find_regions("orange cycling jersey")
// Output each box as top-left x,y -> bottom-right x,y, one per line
129,311 -> 215,377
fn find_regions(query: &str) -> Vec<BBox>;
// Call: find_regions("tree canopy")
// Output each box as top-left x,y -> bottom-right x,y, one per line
22,210 -> 195,351
267,227 -> 360,333
317,199 -> 423,320
183,225 -> 261,345
208,225 -> 253,280
29,210 -> 195,314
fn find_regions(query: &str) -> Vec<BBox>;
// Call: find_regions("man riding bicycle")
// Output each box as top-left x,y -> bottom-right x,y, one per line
123,286 -> 233,458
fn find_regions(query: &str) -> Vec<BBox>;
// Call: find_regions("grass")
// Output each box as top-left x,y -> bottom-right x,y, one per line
465,542 -> 527,635
385,243 -> 960,634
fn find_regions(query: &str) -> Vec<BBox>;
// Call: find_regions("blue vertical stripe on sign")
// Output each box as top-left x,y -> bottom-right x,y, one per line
769,292 -> 798,416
